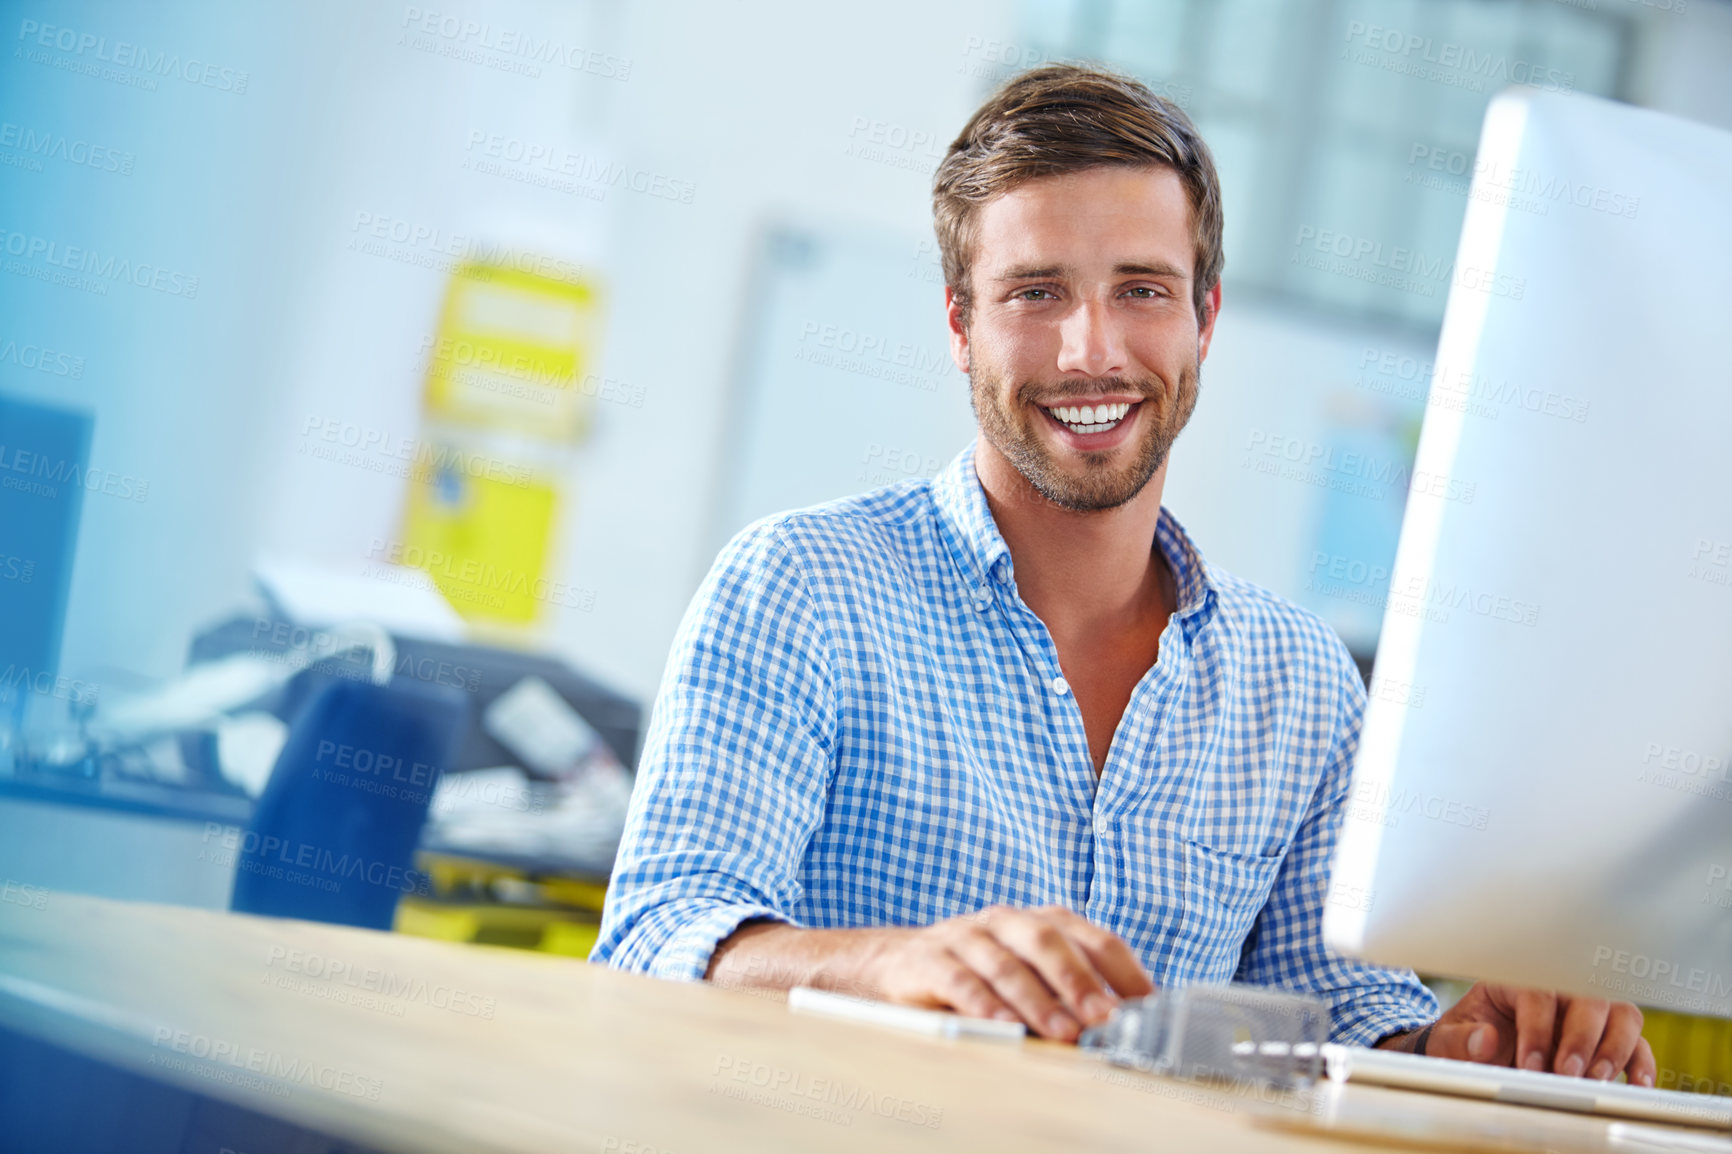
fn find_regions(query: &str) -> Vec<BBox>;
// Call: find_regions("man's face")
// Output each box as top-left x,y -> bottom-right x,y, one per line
947,165 -> 1219,512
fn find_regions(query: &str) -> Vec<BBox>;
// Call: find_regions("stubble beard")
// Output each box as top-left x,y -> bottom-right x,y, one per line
969,359 -> 1199,513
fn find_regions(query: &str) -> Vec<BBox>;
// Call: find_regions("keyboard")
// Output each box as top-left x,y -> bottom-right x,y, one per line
1322,1043 -> 1732,1129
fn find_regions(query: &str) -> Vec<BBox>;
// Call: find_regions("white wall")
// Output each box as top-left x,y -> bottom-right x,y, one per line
1631,0 -> 1732,133
542,0 -> 1005,701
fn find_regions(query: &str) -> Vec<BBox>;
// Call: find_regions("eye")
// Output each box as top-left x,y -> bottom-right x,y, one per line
1016,287 -> 1056,301
1124,285 -> 1165,299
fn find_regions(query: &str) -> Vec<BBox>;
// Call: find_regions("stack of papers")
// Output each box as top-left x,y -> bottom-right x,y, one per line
421,760 -> 633,875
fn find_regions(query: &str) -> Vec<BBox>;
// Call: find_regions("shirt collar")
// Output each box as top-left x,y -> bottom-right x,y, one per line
931,440 -> 1218,621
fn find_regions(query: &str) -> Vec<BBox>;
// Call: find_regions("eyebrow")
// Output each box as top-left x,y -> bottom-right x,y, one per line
991,260 -> 1189,282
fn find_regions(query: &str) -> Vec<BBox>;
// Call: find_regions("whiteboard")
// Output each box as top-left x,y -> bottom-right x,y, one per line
711,219 -> 977,551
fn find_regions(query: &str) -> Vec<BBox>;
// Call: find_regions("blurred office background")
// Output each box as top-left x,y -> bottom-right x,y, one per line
2,0 -> 1730,1083
4,0 -> 1730,703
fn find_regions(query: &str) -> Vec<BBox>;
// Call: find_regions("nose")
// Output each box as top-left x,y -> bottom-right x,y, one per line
1054,290 -> 1129,379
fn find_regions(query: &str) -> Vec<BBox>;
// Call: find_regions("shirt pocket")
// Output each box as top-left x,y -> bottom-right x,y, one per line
1174,839 -> 1286,986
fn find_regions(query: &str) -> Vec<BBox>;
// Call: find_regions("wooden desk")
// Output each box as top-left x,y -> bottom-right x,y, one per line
0,892 -> 1708,1153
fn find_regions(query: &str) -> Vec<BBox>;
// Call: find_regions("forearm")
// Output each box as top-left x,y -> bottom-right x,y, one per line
705,919 -> 915,998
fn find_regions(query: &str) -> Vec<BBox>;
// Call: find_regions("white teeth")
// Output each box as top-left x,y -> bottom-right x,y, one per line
1046,401 -> 1133,430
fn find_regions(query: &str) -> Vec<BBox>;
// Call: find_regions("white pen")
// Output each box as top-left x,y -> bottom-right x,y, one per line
1606,1123 -> 1732,1154
788,986 -> 1027,1042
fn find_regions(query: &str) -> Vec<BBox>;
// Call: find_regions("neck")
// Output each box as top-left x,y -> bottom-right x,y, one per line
973,439 -> 1174,635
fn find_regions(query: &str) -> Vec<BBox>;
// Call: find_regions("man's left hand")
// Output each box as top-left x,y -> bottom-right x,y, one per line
1378,983 -> 1656,1086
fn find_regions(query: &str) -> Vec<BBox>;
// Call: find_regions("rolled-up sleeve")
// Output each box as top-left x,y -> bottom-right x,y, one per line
590,519 -> 838,980
1233,643 -> 1440,1046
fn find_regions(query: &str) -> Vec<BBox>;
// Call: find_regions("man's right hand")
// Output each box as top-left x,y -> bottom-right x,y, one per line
711,905 -> 1154,1042
863,904 -> 1155,1040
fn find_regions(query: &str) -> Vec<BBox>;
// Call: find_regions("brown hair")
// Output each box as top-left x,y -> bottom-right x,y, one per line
932,63 -> 1223,328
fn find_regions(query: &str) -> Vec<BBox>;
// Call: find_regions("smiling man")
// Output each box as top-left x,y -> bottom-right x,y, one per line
593,64 -> 1654,1083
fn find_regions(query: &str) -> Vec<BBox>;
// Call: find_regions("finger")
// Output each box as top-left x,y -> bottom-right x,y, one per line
951,930 -> 1077,1040
1044,908 -> 1154,999
1512,988 -> 1560,1073
1418,1021 -> 1503,1064
1624,1036 -> 1656,1088
991,912 -> 1116,1028
1552,997 -> 1612,1078
917,946 -> 1018,1023
1584,1003 -> 1644,1082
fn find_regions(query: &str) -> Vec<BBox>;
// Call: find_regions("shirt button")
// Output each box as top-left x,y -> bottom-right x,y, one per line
972,591 -> 990,611
1051,676 -> 1070,696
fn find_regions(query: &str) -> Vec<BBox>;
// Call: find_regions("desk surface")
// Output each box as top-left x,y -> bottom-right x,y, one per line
0,892 -> 1706,1153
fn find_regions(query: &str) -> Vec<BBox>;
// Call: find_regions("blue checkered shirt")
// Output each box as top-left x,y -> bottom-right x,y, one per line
593,442 -> 1439,1046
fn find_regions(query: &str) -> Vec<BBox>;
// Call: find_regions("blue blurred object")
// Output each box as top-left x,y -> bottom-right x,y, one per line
0,393 -> 91,699
229,674 -> 467,930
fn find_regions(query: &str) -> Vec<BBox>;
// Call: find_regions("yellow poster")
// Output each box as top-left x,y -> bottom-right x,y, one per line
400,260 -> 601,628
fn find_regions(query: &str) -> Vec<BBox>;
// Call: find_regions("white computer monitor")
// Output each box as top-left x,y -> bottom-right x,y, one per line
1323,87 -> 1732,1021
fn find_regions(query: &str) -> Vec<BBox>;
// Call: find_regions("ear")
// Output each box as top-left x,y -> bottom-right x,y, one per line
1196,281 -> 1223,365
945,284 -> 971,375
